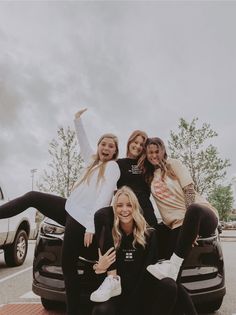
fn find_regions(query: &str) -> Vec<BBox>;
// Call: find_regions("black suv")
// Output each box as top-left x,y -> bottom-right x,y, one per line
32,218 -> 225,314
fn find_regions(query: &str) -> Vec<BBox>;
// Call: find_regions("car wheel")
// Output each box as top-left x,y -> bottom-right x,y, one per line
197,297 -> 224,313
41,298 -> 65,310
4,229 -> 28,267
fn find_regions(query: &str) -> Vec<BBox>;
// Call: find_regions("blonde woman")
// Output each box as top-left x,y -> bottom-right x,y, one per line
0,109 -> 120,315
91,186 -> 197,315
92,129 -> 158,302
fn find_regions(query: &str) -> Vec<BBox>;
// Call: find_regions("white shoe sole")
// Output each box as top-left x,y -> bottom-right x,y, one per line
146,265 -> 167,280
90,287 -> 122,302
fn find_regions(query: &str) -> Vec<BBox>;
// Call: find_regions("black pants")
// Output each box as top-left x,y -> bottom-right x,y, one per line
157,203 -> 218,259
0,191 -> 97,315
94,207 -> 116,271
62,214 -> 98,315
92,276 -> 197,315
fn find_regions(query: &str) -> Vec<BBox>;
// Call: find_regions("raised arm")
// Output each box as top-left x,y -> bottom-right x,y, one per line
74,108 -> 94,162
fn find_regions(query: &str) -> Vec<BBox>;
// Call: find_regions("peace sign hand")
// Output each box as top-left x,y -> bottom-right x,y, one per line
93,247 -> 116,274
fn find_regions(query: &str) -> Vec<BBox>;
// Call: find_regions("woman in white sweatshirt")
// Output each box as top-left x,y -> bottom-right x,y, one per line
0,109 -> 120,315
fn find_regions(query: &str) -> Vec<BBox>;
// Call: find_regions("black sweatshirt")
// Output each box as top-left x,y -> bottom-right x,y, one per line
116,158 -> 158,228
116,228 -> 158,313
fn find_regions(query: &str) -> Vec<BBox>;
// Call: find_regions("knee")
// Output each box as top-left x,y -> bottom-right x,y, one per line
94,207 -> 112,224
186,203 -> 205,217
23,191 -> 39,202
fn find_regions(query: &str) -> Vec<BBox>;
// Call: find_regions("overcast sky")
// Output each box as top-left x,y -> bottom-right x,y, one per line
0,1 -> 236,201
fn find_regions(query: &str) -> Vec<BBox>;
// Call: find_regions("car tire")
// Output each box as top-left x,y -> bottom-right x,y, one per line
4,229 -> 28,267
197,297 -> 224,313
41,298 -> 65,310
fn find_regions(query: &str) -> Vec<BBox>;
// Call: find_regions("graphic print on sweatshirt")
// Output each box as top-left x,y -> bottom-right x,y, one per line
152,177 -> 176,201
129,164 -> 142,175
122,248 -> 135,262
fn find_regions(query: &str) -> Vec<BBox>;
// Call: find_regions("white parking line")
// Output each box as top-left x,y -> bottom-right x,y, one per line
20,291 -> 39,299
0,266 -> 32,283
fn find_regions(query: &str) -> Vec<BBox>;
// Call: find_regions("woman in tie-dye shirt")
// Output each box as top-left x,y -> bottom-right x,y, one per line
139,137 -> 219,282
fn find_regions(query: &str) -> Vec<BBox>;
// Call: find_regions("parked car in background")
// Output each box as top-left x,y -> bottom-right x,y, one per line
0,183 -> 38,266
223,221 -> 236,229
32,218 -> 225,313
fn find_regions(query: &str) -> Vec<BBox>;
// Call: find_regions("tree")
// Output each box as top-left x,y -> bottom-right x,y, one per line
208,185 -> 234,221
168,118 -> 230,196
38,126 -> 83,198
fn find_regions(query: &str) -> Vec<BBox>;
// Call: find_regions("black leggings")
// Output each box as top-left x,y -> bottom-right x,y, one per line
0,191 -> 67,225
157,203 -> 218,259
94,207 -> 116,270
0,191 -> 97,315
62,214 -> 98,315
92,276 -> 197,315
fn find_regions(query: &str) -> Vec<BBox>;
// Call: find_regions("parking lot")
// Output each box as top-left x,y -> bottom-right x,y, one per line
0,232 -> 236,315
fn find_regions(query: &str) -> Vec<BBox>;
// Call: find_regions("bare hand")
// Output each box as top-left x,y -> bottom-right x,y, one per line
75,108 -> 87,120
84,232 -> 94,247
192,234 -> 199,247
93,247 -> 116,274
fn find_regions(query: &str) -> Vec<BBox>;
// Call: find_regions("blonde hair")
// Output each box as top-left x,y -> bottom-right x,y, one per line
126,130 -> 148,158
75,133 -> 119,188
112,186 -> 148,249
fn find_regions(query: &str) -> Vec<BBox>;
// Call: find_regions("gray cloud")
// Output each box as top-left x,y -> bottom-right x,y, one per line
0,1 -> 235,198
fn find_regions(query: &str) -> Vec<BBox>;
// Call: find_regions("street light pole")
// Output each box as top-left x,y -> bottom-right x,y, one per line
30,168 -> 37,191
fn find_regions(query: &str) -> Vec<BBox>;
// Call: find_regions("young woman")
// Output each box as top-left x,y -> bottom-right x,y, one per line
139,137 -> 219,281
91,129 -> 158,302
0,109 -> 120,315
91,186 -> 197,315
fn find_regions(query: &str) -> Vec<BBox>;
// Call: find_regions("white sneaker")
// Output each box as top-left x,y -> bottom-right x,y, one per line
90,275 -> 122,302
147,260 -> 171,280
147,254 -> 184,281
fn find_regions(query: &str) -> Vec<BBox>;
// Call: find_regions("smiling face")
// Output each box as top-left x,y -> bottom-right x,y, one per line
115,193 -> 134,229
146,143 -> 160,166
97,137 -> 117,162
127,135 -> 145,159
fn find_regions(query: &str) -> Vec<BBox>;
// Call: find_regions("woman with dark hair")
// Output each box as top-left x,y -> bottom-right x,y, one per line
91,129 -> 158,302
91,186 -> 197,315
138,137 -> 219,281
0,109 -> 120,315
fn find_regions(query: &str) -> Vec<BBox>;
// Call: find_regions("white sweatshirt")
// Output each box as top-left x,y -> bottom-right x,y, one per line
65,117 -> 120,233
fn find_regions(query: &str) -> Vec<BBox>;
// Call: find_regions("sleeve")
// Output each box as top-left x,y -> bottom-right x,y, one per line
85,161 -> 121,233
143,229 -> 159,265
170,159 -> 193,188
74,117 -> 94,162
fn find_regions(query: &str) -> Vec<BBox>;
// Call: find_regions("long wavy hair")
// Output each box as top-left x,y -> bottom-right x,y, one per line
126,130 -> 148,158
112,186 -> 149,249
75,133 -> 119,188
138,137 -> 177,185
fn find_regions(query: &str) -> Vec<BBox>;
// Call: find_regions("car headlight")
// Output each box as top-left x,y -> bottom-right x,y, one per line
40,219 -> 65,236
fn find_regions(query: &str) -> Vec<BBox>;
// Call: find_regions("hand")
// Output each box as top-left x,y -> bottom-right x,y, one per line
84,232 -> 94,247
192,234 -> 199,247
75,108 -> 87,120
93,247 -> 116,274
